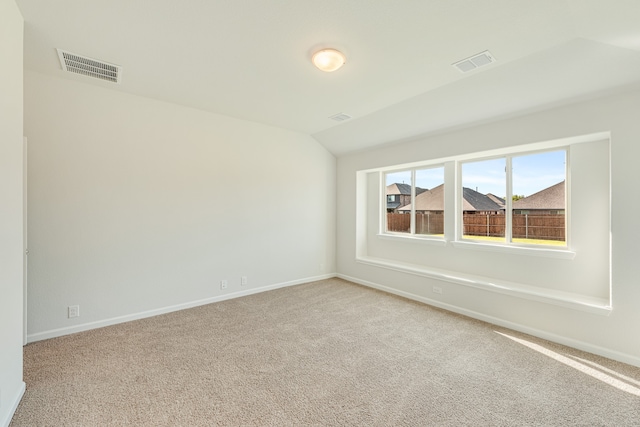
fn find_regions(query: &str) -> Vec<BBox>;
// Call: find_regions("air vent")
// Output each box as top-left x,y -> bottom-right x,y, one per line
56,49 -> 122,84
329,113 -> 352,122
452,50 -> 495,73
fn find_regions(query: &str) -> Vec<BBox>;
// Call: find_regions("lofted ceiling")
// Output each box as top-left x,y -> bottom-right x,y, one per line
16,0 -> 640,156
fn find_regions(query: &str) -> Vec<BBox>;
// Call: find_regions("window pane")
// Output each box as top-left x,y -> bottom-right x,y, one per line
512,150 -> 566,245
413,167 -> 444,236
385,171 -> 411,233
461,158 -> 506,241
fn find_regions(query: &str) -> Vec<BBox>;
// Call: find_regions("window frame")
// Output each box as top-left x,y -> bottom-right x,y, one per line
382,164 -> 446,240
380,147 -> 570,251
457,147 -> 569,249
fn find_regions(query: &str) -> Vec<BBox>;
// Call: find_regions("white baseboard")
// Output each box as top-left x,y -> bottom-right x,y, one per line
338,273 -> 640,368
27,273 -> 336,343
1,381 -> 25,427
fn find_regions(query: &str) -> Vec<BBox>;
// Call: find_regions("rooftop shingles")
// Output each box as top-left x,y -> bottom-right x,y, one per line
513,181 -> 565,210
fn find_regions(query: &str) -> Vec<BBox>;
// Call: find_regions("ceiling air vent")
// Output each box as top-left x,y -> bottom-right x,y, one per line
329,113 -> 352,122
452,50 -> 495,73
56,49 -> 122,84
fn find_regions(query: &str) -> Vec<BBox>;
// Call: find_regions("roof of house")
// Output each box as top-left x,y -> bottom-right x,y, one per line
512,181 -> 565,210
486,193 -> 506,208
462,187 -> 504,212
397,184 -> 444,212
386,183 -> 428,197
386,183 -> 412,196
397,185 -> 503,212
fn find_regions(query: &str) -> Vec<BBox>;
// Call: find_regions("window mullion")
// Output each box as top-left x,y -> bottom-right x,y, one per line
410,169 -> 416,235
505,157 -> 513,243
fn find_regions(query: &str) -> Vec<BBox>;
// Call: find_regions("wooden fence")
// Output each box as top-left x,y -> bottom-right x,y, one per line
387,213 -> 565,241
511,214 -> 565,240
386,213 -> 444,235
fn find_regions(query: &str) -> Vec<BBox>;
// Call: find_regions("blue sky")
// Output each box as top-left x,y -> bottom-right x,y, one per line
462,150 -> 565,197
386,167 -> 445,192
387,150 -> 566,198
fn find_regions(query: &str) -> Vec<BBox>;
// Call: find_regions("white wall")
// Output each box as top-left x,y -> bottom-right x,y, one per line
0,0 -> 25,425
337,88 -> 640,367
24,71 -> 336,340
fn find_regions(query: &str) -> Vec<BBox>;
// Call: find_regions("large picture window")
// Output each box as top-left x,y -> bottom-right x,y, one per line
382,148 -> 567,248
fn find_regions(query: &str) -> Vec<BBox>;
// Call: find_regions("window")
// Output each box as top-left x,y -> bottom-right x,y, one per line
460,149 -> 566,246
511,150 -> 566,245
384,166 -> 445,237
382,148 -> 567,248
385,170 -> 411,233
461,158 -> 506,241
462,149 -> 567,246
414,167 -> 444,236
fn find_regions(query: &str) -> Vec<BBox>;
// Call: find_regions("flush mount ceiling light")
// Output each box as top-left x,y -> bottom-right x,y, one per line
312,48 -> 346,72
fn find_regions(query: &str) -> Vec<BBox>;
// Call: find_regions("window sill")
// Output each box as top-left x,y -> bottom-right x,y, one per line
452,240 -> 576,259
377,233 -> 447,246
377,233 -> 575,259
356,255 -> 610,316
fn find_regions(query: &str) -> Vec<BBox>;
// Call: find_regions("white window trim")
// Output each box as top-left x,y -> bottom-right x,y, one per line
377,232 -> 447,246
383,165 -> 446,239
451,240 -> 575,259
381,143 -> 576,255
456,147 -> 569,248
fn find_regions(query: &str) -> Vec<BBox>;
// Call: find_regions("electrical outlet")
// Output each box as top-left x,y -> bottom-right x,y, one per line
220,280 -> 228,290
319,263 -> 324,272
68,305 -> 80,318
432,286 -> 443,295
241,276 -> 247,286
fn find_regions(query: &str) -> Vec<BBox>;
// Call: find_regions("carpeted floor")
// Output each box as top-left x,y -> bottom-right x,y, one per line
11,278 -> 640,426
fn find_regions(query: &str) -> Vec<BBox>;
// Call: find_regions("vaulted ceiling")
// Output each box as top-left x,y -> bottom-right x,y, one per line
16,0 -> 640,155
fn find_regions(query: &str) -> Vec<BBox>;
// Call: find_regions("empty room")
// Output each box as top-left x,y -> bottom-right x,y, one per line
2,1 -> 640,425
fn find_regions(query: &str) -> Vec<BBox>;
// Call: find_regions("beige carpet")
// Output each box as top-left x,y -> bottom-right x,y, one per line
11,278 -> 640,426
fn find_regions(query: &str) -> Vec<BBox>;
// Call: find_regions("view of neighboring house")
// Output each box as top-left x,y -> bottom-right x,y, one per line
386,183 -> 427,212
396,184 -> 444,214
462,187 -> 505,214
486,193 -> 506,209
397,184 -> 504,214
512,181 -> 565,214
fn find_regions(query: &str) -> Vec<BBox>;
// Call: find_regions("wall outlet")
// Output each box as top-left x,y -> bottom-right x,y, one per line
68,305 -> 80,318
220,280 -> 228,290
319,263 -> 324,272
241,276 -> 247,286
432,286 -> 443,295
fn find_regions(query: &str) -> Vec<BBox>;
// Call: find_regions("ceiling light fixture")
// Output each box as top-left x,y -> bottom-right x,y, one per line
312,48 -> 346,72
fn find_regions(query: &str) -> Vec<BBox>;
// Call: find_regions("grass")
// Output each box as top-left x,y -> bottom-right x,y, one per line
463,235 -> 566,246
409,232 -> 566,247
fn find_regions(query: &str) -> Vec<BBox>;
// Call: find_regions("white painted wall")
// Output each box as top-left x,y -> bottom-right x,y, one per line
0,0 -> 25,425
337,88 -> 640,367
24,71 -> 336,340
